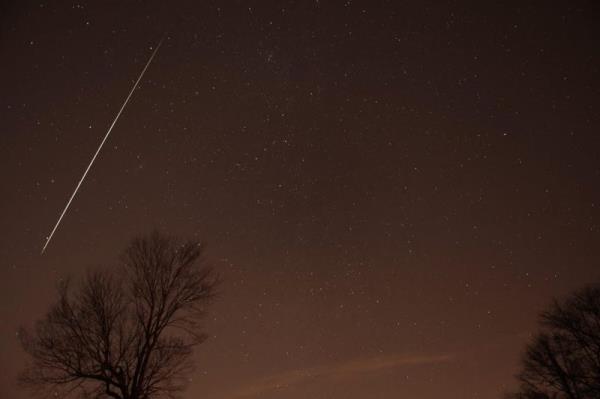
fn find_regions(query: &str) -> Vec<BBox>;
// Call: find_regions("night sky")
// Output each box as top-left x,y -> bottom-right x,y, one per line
2,1 -> 600,398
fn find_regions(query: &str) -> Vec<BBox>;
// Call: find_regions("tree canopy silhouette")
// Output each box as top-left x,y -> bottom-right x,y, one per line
19,231 -> 219,399
509,285 -> 600,399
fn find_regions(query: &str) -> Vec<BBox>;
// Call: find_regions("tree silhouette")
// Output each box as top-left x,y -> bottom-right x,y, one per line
508,285 -> 600,399
19,231 -> 219,399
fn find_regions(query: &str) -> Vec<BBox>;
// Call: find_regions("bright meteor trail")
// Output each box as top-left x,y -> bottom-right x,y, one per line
41,38 -> 164,254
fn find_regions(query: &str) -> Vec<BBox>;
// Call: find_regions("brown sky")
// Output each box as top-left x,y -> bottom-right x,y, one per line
1,1 -> 600,398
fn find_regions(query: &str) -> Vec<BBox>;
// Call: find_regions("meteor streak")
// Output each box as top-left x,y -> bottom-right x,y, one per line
41,38 -> 164,254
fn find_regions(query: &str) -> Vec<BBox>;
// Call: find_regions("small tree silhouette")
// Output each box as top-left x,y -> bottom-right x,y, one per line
19,231 -> 219,399
508,285 -> 600,399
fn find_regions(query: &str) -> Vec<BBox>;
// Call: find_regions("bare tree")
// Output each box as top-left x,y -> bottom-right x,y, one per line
508,285 -> 600,399
19,231 -> 219,399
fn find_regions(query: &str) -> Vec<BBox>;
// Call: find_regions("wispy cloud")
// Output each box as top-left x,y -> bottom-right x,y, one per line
231,353 -> 454,398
